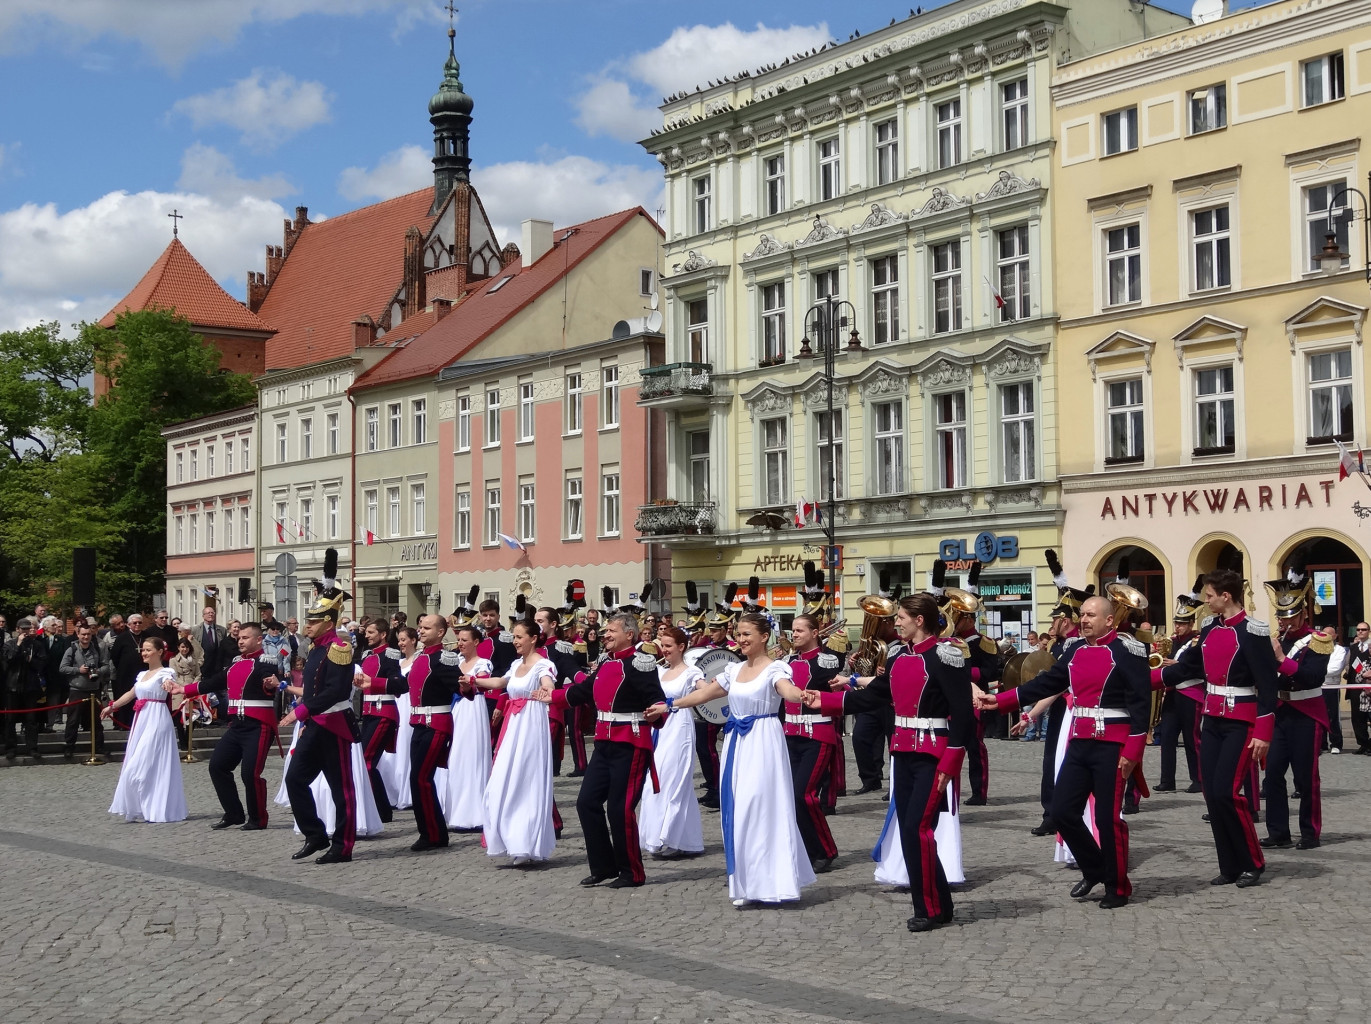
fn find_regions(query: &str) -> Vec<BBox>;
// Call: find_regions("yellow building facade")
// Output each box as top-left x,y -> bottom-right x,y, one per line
1052,0 -> 1371,630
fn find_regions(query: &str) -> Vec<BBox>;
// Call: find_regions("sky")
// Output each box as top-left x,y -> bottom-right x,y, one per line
0,0 -> 1211,334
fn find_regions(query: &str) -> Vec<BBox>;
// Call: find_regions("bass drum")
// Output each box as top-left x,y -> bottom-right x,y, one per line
684,646 -> 743,725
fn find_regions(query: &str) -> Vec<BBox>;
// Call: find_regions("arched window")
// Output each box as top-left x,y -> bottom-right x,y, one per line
1097,545 -> 1167,631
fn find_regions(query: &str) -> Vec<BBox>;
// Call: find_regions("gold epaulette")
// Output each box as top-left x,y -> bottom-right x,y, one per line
328,640 -> 353,666
825,634 -> 850,655
1309,629 -> 1336,656
638,641 -> 659,657
573,640 -> 587,655
978,635 -> 999,656
948,638 -> 971,658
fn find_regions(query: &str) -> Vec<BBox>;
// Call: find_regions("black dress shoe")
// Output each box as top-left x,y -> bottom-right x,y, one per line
855,783 -> 882,795
316,848 -> 351,864
580,873 -> 615,887
1070,879 -> 1099,899
1122,801 -> 1139,815
211,818 -> 244,830
1295,837 -> 1321,850
379,812 -> 394,824
906,916 -> 939,933
606,876 -> 644,889
239,822 -> 265,831
1098,893 -> 1129,910
812,857 -> 834,874
1154,783 -> 1176,792
410,837 -> 449,852
965,796 -> 987,806
1260,835 -> 1292,849
1030,819 -> 1056,837
1186,782 -> 1203,794
1235,870 -> 1263,888
291,838 -> 329,860
568,769 -> 585,777
1210,873 -> 1237,885
700,793 -> 720,809
1202,813 -> 1211,822
939,907 -> 955,924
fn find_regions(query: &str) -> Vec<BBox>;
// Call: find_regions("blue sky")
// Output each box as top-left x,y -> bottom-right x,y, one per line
0,0 -> 1206,332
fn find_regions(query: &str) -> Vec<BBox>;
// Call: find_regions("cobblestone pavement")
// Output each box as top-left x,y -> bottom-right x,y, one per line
1,736 -> 1366,1024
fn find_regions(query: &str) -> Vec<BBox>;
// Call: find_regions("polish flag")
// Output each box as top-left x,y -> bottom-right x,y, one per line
793,498 -> 815,527
1335,438 -> 1358,480
274,520 -> 285,543
357,526 -> 375,546
983,275 -> 1007,314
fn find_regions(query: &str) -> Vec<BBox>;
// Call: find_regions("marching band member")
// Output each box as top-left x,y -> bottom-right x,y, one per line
782,611 -> 844,873
403,613 -> 470,852
638,626 -> 705,860
985,594 -> 1150,909
352,619 -> 405,823
693,584 -> 738,810
1154,578 -> 1205,794
934,560 -> 1002,806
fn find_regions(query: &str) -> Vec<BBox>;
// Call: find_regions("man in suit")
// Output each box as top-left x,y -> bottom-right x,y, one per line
4,618 -> 49,762
107,614 -> 142,729
197,606 -> 230,722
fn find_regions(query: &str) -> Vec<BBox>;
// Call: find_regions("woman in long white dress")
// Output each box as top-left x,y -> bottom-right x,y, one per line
378,627 -> 419,810
649,613 -> 815,907
639,627 -> 705,859
104,637 -> 187,823
478,620 -> 557,865
438,625 -> 493,832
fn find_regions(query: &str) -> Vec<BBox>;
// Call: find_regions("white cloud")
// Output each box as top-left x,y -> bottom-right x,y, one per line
177,143 -> 294,202
172,72 -> 332,150
576,21 -> 831,142
337,145 -> 431,203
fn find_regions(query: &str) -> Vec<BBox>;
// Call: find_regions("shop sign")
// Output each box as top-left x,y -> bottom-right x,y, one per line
399,541 -> 438,562
1099,481 -> 1335,520
1314,570 -> 1337,605
751,545 -> 834,574
939,532 -> 1019,565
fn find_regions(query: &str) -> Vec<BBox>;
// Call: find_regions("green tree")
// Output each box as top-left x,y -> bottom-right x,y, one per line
0,321 -> 92,462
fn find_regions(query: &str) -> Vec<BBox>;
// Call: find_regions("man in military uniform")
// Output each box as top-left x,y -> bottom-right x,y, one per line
406,613 -> 470,851
1261,570 -> 1332,850
280,550 -> 361,864
536,591 -> 587,776
1155,578 -> 1205,793
934,560 -> 1001,805
693,583 -> 738,808
353,619 -> 406,823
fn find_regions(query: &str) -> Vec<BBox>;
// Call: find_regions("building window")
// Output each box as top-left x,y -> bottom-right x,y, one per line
565,476 -> 583,539
996,226 -> 1030,322
688,430 -> 710,502
485,388 -> 501,446
1002,78 -> 1029,150
457,395 -> 471,451
223,508 -> 234,549
1194,366 -> 1236,455
189,513 -> 199,552
1103,107 -> 1138,155
761,282 -> 786,362
870,255 -> 899,345
1105,224 -> 1142,305
1000,382 -> 1036,483
934,392 -> 967,489
298,498 -> 312,541
206,511 -> 215,551
1301,53 -> 1345,107
175,451 -> 183,483
327,495 -> 339,539
518,382 -> 535,441
874,118 -> 899,185
519,482 -> 536,543
412,483 -> 426,535
454,489 -> 471,548
485,485 -> 501,545
175,515 -> 184,554
1305,182 -> 1350,273
764,153 -> 786,216
813,267 -> 839,304
601,366 -> 620,428
687,300 -> 709,364
601,471 -> 621,537
1106,378 -> 1145,463
873,401 -> 905,496
1192,206 -> 1231,291
814,410 -> 844,502
694,174 -> 712,234
301,381 -> 312,400
299,417 -> 312,460
241,436 -> 250,469
364,490 -> 378,536
565,373 -> 583,433
326,413 -> 339,455
935,98 -> 962,168
274,500 -> 288,544
241,506 -> 250,547
206,445 -> 215,477
190,448 -> 199,480
817,136 -> 841,201
760,416 -> 789,506
225,440 -> 234,474
1308,350 -> 1353,442
640,268 -> 655,295
1188,84 -> 1227,134
387,403 -> 402,448
384,486 -> 400,536
932,241 -> 962,334
412,399 -> 427,445
364,408 -> 378,452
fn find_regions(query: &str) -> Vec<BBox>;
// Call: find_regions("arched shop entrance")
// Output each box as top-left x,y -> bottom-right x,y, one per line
1097,545 -> 1167,631
1279,535 -> 1364,635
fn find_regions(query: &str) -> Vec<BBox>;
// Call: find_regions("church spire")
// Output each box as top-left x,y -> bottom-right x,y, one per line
428,6 -> 473,215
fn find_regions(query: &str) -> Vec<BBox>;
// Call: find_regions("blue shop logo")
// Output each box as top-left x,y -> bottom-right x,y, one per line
939,531 -> 1018,565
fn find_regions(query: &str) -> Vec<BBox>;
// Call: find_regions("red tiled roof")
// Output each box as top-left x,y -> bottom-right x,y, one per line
99,238 -> 273,333
351,207 -> 654,392
258,187 -> 437,370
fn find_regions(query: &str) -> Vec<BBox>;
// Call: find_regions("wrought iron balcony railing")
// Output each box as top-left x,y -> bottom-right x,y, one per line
637,362 -> 713,402
635,501 -> 717,536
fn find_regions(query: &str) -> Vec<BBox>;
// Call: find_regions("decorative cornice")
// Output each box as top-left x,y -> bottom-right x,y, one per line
975,169 -> 1042,202
742,233 -> 792,261
857,367 -> 909,403
915,187 -> 970,216
672,250 -> 718,274
850,202 -> 906,233
744,386 -> 790,416
801,377 -> 850,409
794,216 -> 847,248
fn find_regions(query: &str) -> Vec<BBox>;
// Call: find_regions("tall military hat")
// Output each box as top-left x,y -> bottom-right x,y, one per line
1173,574 -> 1206,622
451,584 -> 481,627
1265,567 -> 1318,621
621,581 -> 653,625
682,580 -> 709,633
740,576 -> 766,616
599,586 -> 619,618
305,548 -> 351,621
1046,549 -> 1092,621
706,582 -> 739,629
800,560 -> 831,621
558,580 -> 586,631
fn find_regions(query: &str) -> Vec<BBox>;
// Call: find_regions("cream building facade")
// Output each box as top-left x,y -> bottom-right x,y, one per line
1052,0 -> 1371,630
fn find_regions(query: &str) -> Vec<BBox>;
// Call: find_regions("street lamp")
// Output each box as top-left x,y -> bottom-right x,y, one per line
798,296 -> 863,607
1321,173 -> 1371,284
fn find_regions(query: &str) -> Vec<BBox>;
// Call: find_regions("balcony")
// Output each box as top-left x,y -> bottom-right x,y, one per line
635,500 -> 717,537
637,362 -> 713,407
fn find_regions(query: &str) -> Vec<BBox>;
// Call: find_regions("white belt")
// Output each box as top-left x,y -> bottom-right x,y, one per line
361,694 -> 396,704
319,700 -> 353,715
1279,688 -> 1322,702
1176,679 -> 1205,690
1072,707 -> 1130,721
894,716 -> 949,731
229,699 -> 273,712
1208,684 -> 1256,698
597,711 -> 646,724
412,704 -> 452,716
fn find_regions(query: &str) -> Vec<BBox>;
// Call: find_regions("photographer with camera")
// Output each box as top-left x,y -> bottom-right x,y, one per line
4,618 -> 49,762
60,622 -> 111,759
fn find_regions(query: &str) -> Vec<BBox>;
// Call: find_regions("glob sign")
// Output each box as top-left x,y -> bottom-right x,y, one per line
939,532 -> 1018,565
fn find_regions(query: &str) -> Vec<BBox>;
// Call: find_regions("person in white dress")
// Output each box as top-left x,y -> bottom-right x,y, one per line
104,637 -> 187,823
478,620 -> 557,865
639,627 -> 705,859
648,613 -> 815,907
438,625 -> 493,832
378,627 -> 419,809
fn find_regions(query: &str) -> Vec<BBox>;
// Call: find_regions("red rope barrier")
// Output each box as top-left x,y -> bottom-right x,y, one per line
0,697 -> 93,714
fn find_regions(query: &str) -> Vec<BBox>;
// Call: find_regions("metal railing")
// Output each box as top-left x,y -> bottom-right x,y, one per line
634,501 -> 717,536
637,362 -> 713,401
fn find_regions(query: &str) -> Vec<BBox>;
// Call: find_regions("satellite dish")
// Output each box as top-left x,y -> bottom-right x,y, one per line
645,310 -> 664,333
274,552 -> 298,575
649,291 -> 660,311
1191,0 -> 1225,24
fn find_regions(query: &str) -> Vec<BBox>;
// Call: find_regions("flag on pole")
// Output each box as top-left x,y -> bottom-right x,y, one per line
498,533 -> 527,553
813,503 -> 824,525
274,520 -> 286,544
1335,438 -> 1357,480
983,275 -> 1009,319
357,526 -> 375,546
794,497 -> 816,527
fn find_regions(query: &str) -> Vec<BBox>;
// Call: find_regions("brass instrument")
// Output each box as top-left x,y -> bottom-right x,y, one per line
850,594 -> 896,675
938,587 -> 981,637
1105,581 -> 1148,636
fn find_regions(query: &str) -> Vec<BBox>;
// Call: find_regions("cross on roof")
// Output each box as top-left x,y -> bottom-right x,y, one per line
168,208 -> 183,238
444,1 -> 457,29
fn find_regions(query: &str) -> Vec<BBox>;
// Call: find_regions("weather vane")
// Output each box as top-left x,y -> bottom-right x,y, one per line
168,208 -> 183,238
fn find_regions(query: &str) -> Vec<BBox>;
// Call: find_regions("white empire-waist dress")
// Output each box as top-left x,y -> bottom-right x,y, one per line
108,668 -> 188,823
639,663 -> 706,855
438,656 -> 493,830
717,660 -> 816,903
481,657 -> 557,861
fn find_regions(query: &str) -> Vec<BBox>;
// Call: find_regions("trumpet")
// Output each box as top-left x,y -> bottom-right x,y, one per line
1148,635 -> 1172,671
850,595 -> 896,675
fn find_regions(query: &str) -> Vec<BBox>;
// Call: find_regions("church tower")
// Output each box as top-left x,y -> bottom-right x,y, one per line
428,24 -> 473,216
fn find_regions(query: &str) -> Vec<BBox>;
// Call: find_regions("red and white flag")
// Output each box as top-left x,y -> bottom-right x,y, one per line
1335,438 -> 1358,480
983,275 -> 1008,317
793,497 -> 816,527
274,520 -> 286,544
357,526 -> 375,546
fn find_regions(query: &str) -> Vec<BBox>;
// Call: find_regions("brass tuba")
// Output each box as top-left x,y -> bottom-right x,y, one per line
1105,582 -> 1148,637
850,595 -> 896,675
938,587 -> 981,638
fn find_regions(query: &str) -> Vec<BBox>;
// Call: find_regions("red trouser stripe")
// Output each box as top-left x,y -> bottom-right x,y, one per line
1231,739 -> 1264,870
917,774 -> 945,919
1108,767 -> 1131,898
334,734 -> 357,857
803,742 -> 837,859
249,723 -> 272,826
363,718 -> 394,767
622,746 -> 650,884
415,731 -> 449,842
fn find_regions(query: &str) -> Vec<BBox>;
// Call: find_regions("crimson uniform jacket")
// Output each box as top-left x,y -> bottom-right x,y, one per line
552,646 -> 665,750
1276,626 -> 1331,728
291,628 -> 358,742
185,651 -> 280,726
355,643 -> 406,723
999,631 -> 1151,763
537,635 -> 587,724
406,645 -> 469,734
962,631 -> 1003,689
782,646 -> 844,744
818,635 -> 974,777
1155,611 -> 1280,743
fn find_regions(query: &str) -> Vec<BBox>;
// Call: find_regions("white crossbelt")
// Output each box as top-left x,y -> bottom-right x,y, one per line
228,699 -> 273,712
1072,707 -> 1130,721
784,713 -> 831,725
320,700 -> 352,715
1208,684 -> 1256,698
412,704 -> 452,716
597,710 -> 646,724
1176,679 -> 1205,690
1279,688 -> 1322,702
361,694 -> 396,704
894,715 -> 949,730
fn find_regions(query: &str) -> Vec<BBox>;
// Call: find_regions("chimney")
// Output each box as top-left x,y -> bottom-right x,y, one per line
521,219 -> 554,267
433,297 -> 453,321
283,206 -> 310,256
352,316 -> 377,348
265,244 -> 284,284
247,271 -> 268,312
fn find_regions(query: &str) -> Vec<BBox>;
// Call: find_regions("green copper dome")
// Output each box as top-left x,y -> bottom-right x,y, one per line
429,30 -> 473,117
